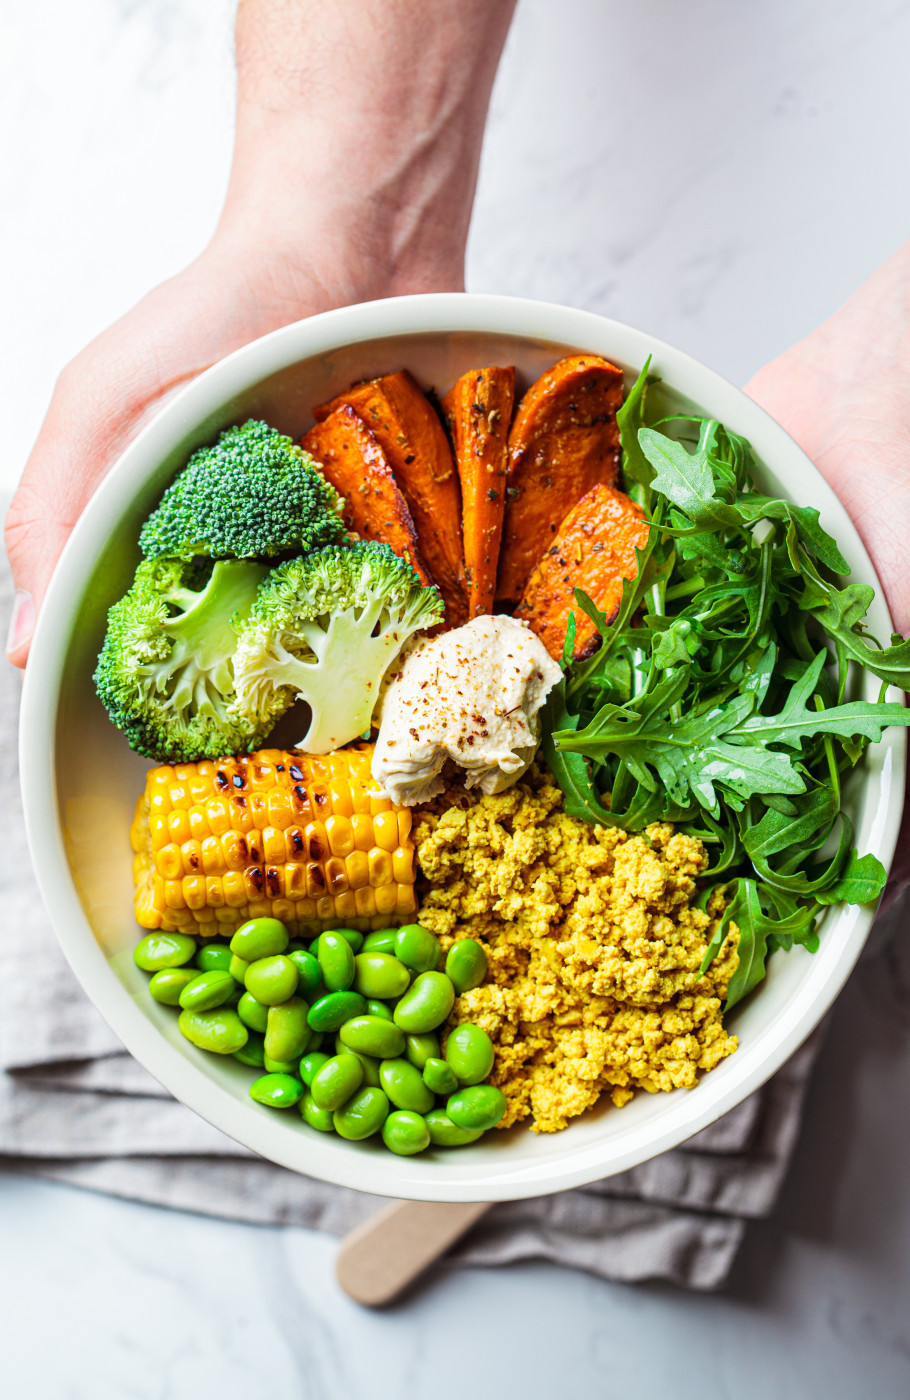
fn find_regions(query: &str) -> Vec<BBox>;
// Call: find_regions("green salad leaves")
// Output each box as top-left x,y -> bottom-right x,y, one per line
542,361 -> 910,1008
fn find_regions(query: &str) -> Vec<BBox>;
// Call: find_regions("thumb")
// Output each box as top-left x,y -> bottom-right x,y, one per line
4,355 -> 145,669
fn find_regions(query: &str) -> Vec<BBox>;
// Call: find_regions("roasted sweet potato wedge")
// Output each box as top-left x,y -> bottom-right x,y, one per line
441,365 -> 515,619
497,354 -> 624,603
315,371 -> 467,624
514,482 -> 650,661
301,405 -> 431,586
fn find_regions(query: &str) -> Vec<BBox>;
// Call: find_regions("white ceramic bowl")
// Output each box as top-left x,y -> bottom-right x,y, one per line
20,294 -> 905,1202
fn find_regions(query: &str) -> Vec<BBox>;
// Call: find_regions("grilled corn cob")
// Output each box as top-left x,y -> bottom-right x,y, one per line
131,745 -> 417,939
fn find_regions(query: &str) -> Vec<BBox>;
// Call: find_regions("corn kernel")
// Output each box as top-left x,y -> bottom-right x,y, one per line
223,871 -> 248,908
368,848 -> 393,887
327,815 -> 354,857
375,885 -> 399,917
262,826 -> 287,864
393,847 -> 415,884
164,879 -> 186,910
183,876 -> 208,911
345,850 -> 370,889
373,811 -> 399,852
306,862 -> 327,900
325,857 -> 349,894
335,890 -> 359,921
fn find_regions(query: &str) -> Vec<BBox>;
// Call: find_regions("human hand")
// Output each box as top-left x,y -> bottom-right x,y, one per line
746,240 -> 910,888
745,241 -> 910,635
4,0 -> 517,667
3,232 -> 458,667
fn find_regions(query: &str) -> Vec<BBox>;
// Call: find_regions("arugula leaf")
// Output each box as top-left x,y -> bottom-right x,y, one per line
616,358 -> 654,507
701,880 -> 820,1010
814,850 -> 887,906
733,651 -> 910,749
742,787 -> 837,860
561,611 -> 577,667
539,682 -> 614,825
638,429 -> 727,527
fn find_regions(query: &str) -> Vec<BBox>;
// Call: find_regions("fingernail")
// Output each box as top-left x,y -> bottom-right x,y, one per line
6,589 -> 35,659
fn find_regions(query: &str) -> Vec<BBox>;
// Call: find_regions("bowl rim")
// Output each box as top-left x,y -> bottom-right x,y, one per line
19,292 -> 905,1202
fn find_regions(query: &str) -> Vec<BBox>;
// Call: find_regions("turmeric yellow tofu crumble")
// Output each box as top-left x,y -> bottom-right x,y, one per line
414,768 -> 740,1134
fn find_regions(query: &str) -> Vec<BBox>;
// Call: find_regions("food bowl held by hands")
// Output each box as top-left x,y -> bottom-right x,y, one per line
19,294 -> 905,1202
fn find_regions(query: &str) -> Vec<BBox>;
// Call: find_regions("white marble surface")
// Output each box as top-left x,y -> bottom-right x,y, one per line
3,0 -> 910,1394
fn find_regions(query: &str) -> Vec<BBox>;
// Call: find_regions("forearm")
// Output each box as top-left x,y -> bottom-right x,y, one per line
219,0 -> 518,291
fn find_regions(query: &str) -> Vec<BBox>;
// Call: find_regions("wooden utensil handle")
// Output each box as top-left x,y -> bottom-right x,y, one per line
336,1200 -> 491,1306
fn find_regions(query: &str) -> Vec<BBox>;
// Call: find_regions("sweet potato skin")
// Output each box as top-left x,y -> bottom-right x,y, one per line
514,482 -> 650,661
314,371 -> 467,624
442,365 -> 515,619
301,405 -> 431,585
497,354 -> 624,603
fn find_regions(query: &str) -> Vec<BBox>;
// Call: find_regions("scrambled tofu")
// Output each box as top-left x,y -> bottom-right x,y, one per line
413,768 -> 739,1134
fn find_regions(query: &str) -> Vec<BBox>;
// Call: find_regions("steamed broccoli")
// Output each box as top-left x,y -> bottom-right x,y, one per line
231,542 -> 445,754
138,419 -> 345,562
94,555 -> 283,762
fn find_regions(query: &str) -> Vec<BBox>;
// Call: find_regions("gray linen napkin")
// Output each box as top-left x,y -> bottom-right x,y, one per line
0,538 -> 856,1291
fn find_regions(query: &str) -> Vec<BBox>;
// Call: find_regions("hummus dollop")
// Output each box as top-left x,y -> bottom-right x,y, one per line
371,615 -> 562,806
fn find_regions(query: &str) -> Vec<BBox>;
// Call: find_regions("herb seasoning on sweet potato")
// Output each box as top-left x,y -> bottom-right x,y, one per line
315,371 -> 467,623
301,405 -> 431,586
442,365 -> 515,619
497,354 -> 624,603
515,481 -> 649,660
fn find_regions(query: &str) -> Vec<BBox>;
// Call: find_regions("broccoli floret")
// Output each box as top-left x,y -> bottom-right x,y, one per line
94,556 -> 284,762
232,542 -> 445,754
138,419 -> 345,562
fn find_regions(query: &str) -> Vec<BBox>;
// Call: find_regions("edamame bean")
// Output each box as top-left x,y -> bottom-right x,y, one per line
393,924 -> 441,974
393,972 -> 455,1033
339,1016 -> 405,1060
249,1072 -> 304,1109
316,931 -> 356,992
195,944 -> 233,973
379,1059 -> 434,1114
264,997 -> 312,1062
405,1033 -> 440,1070
333,1087 -> 390,1140
310,1054 -> 363,1111
230,917 -> 289,961
287,949 -> 323,997
447,1085 -> 507,1131
233,1034 -> 266,1068
422,1058 -> 458,1096
300,1092 -> 334,1133
148,968 -> 197,1006
424,1109 -> 484,1147
228,954 -> 250,983
237,991 -> 269,1033
178,1008 -> 248,1055
444,1023 -> 494,1085
134,932 -> 197,972
365,1000 -> 393,1021
352,952 -> 410,1000
361,928 -> 397,955
444,938 -> 487,994
264,1055 -> 299,1074
178,970 -> 237,1012
382,1110 -> 430,1156
299,1051 -> 330,1086
334,1041 -> 382,1086
307,990 -> 367,1032
244,955 -> 299,1006
331,927 -> 364,953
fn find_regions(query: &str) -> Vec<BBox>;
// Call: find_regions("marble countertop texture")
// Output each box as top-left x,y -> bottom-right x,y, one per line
3,1 -> 910,1395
